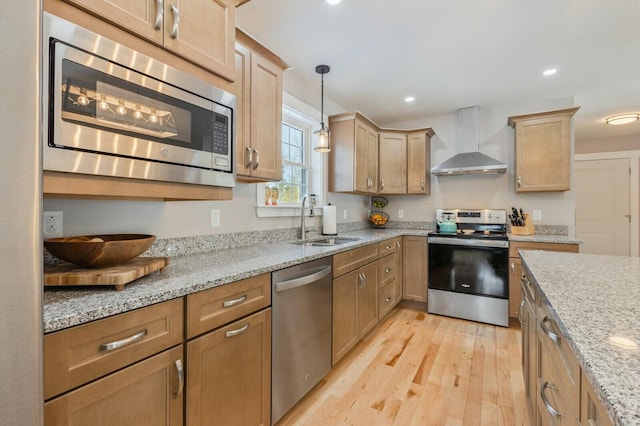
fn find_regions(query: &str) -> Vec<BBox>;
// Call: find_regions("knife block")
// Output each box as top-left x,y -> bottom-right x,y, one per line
511,214 -> 535,235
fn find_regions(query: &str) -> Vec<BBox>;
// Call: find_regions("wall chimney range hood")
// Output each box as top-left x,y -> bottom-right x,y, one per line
431,106 -> 507,176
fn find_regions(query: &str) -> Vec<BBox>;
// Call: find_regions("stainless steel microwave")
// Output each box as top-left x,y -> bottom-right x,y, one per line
42,13 -> 236,187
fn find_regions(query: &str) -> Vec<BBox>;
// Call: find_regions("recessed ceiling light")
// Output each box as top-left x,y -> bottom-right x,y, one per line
542,68 -> 557,76
326,0 -> 341,5
605,113 -> 639,125
404,96 -> 415,103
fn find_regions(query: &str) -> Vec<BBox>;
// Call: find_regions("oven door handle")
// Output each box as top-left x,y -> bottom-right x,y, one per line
428,236 -> 509,249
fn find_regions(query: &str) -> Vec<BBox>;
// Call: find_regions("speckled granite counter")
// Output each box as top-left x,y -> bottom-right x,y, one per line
520,250 -> 640,426
507,233 -> 581,245
43,229 -> 430,333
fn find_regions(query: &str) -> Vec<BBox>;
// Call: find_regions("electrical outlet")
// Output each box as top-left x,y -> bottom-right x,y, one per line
533,210 -> 542,221
210,209 -> 221,227
398,209 -> 404,219
43,211 -> 63,237
343,209 -> 348,220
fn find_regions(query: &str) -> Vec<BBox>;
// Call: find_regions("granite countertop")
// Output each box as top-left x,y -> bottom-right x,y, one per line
520,250 -> 640,426
43,229 -> 429,333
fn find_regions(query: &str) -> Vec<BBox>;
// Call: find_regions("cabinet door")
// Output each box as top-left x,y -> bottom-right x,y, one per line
366,126 -> 379,193
332,270 -> 359,365
64,0 -> 163,44
187,308 -> 271,426
523,296 -> 537,419
163,0 -> 235,80
407,132 -> 430,194
234,43 -> 251,177
514,114 -> 572,192
358,262 -> 379,337
509,257 -> 523,318
581,371 -> 613,426
45,345 -> 183,426
354,120 -> 371,192
248,51 -> 282,181
402,236 -> 428,302
379,132 -> 407,194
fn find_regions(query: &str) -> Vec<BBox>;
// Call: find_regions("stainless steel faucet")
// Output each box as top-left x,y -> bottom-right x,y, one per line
300,194 -> 308,240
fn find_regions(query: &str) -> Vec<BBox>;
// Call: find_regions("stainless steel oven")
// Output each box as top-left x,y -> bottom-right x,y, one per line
428,209 -> 509,327
43,13 -> 235,187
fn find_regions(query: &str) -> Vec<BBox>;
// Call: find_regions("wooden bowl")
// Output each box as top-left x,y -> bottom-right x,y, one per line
44,234 -> 156,268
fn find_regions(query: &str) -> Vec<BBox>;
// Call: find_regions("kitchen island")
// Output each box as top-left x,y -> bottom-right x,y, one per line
520,250 -> 640,426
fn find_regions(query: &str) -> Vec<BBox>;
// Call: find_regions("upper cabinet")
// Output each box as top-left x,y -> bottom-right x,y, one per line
329,113 -> 379,194
508,107 -> 579,193
61,0 -> 236,80
329,112 -> 434,196
379,132 -> 407,194
406,129 -> 434,195
234,30 -> 287,182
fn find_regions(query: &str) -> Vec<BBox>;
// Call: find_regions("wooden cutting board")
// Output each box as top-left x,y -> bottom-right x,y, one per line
44,257 -> 170,291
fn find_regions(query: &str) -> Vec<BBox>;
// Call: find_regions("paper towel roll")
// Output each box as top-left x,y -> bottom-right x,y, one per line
322,205 -> 337,235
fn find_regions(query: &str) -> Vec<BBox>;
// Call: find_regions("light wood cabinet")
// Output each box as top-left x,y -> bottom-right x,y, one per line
407,129 -> 434,194
581,370 -> 613,426
379,132 -> 407,194
402,236 -> 428,302
378,237 -> 403,319
508,107 -> 579,193
44,299 -> 184,425
186,273 -> 272,426
186,308 -> 271,426
509,241 -> 579,319
329,113 -> 379,194
521,273 -> 537,419
332,243 -> 380,365
45,345 -> 184,426
234,30 -> 287,182
62,0 -> 236,80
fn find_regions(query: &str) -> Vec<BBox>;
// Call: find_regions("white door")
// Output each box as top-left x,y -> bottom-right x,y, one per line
575,158 -> 630,255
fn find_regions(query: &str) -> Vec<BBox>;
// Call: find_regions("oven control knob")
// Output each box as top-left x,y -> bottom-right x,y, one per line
160,147 -> 169,158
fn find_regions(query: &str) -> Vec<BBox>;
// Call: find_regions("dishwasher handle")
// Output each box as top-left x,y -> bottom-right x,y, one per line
274,265 -> 332,293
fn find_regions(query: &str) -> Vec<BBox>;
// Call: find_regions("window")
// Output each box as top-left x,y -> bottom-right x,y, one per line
256,94 -> 326,217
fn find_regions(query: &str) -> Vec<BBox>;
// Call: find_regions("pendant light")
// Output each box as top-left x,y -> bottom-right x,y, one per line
314,65 -> 331,152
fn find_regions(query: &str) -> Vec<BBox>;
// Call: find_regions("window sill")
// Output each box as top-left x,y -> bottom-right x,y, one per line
256,206 -> 323,218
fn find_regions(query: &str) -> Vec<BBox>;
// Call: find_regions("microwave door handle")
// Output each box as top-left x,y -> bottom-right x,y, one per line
154,0 -> 163,30
170,4 -> 179,39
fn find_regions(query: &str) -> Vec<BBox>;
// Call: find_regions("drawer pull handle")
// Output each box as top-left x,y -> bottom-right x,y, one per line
225,323 -> 249,338
518,300 -> 525,325
540,381 -> 562,419
540,316 -> 561,344
421,178 -> 425,190
223,294 -> 247,308
174,359 -> 184,397
385,245 -> 392,250
511,262 -> 515,274
245,147 -> 252,169
253,149 -> 260,169
99,329 -> 147,352
461,283 -> 471,288
396,241 -> 400,249
385,268 -> 392,273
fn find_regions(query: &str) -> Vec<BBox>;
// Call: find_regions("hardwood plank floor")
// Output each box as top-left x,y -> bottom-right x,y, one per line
277,302 -> 531,426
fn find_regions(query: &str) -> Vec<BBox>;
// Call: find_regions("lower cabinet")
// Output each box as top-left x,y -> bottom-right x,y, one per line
45,345 -> 184,425
402,236 -> 428,302
378,237 -> 402,319
581,370 -> 613,426
521,274 -> 537,419
186,308 -> 271,426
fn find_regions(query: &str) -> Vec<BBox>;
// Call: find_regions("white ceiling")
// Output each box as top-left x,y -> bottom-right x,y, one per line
236,0 -> 640,141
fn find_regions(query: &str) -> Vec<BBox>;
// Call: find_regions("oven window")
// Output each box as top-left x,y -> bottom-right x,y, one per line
59,59 -> 227,154
428,245 -> 508,299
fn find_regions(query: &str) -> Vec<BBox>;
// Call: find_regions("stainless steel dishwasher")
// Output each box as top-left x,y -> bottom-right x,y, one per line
271,257 -> 332,424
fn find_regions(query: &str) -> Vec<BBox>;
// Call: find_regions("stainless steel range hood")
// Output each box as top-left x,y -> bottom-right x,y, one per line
431,106 -> 507,176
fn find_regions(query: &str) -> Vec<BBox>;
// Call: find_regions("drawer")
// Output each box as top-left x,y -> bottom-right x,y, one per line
537,302 -> 581,417
537,338 -> 580,425
378,283 -> 396,319
378,238 -> 398,258
509,241 -> 579,258
377,255 -> 396,288
44,298 -> 183,400
333,243 -> 379,278
186,273 -> 270,339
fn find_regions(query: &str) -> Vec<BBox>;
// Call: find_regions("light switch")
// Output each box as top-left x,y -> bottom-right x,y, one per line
210,209 -> 221,227
533,210 -> 542,221
398,209 -> 404,219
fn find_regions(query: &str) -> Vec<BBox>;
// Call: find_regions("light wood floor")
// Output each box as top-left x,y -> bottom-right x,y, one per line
277,302 -> 531,426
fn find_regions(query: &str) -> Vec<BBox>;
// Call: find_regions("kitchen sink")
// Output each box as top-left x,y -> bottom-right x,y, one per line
292,237 -> 361,246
